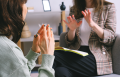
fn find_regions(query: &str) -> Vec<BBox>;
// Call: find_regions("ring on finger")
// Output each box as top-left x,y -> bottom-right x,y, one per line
34,34 -> 38,38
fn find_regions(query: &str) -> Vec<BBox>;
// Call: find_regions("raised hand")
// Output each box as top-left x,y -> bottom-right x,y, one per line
82,10 -> 96,28
64,15 -> 82,31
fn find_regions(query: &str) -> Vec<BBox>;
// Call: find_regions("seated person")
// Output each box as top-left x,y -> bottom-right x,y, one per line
53,0 -> 116,77
0,0 -> 55,77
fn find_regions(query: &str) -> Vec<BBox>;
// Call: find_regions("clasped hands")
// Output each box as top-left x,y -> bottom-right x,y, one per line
64,10 -> 96,31
31,24 -> 55,55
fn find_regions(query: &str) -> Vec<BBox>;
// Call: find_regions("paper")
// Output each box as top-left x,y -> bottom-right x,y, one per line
55,47 -> 89,56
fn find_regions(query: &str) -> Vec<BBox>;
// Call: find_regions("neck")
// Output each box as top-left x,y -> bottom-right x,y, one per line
85,0 -> 94,8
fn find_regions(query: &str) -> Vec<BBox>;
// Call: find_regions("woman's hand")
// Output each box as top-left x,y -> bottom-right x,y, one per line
64,15 -> 82,31
39,24 -> 55,55
31,34 -> 41,53
82,10 -> 104,39
31,25 -> 44,53
82,10 -> 97,28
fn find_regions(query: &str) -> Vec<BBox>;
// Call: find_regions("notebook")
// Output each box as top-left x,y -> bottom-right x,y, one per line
55,47 -> 89,56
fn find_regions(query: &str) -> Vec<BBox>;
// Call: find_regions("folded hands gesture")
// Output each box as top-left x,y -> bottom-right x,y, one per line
32,24 -> 55,55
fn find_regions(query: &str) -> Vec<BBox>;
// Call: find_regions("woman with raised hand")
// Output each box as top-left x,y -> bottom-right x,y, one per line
53,0 -> 116,77
0,0 -> 55,77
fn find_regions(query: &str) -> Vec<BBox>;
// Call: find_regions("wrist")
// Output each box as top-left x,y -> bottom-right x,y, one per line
69,29 -> 76,33
31,46 -> 41,53
91,22 -> 97,31
43,52 -> 54,56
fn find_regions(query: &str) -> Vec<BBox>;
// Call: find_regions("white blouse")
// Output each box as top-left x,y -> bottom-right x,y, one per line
79,8 -> 94,46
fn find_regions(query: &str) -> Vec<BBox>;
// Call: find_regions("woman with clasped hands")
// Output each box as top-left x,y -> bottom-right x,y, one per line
0,0 -> 55,77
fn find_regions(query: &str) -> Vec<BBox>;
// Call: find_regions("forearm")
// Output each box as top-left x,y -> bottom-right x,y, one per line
92,24 -> 104,39
68,29 -> 76,41
38,54 -> 55,77
26,49 -> 40,71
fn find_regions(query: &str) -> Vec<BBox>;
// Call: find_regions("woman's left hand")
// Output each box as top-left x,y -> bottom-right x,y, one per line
82,10 -> 104,39
82,10 -> 96,28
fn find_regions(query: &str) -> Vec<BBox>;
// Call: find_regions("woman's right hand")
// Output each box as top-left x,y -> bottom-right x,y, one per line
64,15 -> 82,31
38,24 -> 55,55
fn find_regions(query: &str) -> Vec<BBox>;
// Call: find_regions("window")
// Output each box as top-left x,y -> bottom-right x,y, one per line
42,0 -> 51,12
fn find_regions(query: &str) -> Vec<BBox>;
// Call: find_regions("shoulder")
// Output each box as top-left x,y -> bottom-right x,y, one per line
103,1 -> 116,10
0,36 -> 27,65
0,36 -> 12,50
0,36 -> 19,51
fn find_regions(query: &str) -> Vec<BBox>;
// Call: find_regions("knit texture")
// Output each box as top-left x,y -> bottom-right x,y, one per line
0,36 -> 55,77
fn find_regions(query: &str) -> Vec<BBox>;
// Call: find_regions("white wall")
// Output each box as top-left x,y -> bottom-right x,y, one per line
26,0 -> 73,12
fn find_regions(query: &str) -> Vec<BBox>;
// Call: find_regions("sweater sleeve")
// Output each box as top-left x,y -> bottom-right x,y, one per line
25,49 -> 41,71
9,50 -> 55,77
9,52 -> 55,77
25,49 -> 55,77
38,54 -> 55,77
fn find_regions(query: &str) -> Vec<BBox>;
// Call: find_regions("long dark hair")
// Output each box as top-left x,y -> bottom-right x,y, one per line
73,0 -> 112,19
0,0 -> 27,43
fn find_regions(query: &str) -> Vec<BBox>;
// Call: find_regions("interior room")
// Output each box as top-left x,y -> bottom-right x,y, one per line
6,0 -> 120,77
17,0 -> 120,77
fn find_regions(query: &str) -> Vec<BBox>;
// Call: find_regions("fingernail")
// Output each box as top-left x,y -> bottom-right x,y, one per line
44,25 -> 45,27
51,29 -> 52,31
48,26 -> 50,27
34,35 -> 36,38
36,34 -> 38,37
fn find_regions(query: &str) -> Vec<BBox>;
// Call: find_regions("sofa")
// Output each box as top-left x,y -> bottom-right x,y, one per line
60,32 -> 120,77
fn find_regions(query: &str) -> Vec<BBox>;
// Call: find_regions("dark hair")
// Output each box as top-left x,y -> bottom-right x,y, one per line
73,0 -> 112,19
0,0 -> 27,43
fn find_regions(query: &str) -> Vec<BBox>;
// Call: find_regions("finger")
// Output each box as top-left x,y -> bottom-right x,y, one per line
85,10 -> 88,15
43,25 -> 47,39
39,29 -> 44,35
72,15 -> 75,19
38,24 -> 44,34
77,21 -> 82,27
63,20 -> 69,25
33,34 -> 40,45
50,29 -> 55,42
88,10 -> 92,22
88,10 -> 90,14
88,10 -> 91,18
69,16 -> 73,22
81,11 -> 86,17
50,28 -> 54,38
67,17 -> 71,23
46,24 -> 49,30
46,24 -> 50,37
